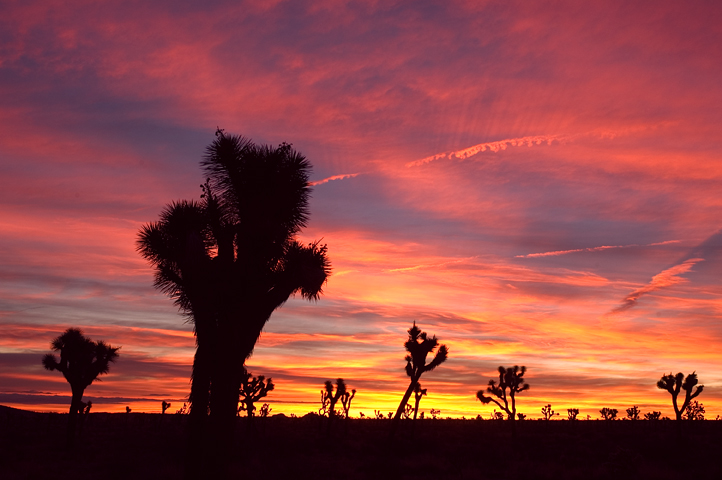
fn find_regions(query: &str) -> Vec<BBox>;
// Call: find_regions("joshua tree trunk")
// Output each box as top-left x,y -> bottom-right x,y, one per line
413,394 -> 421,420
393,377 -> 419,422
67,384 -> 84,446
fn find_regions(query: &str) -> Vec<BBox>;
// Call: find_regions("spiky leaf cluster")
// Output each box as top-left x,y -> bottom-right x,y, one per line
404,322 -> 449,380
42,328 -> 120,390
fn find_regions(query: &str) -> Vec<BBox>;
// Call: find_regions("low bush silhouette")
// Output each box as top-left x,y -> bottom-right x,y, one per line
644,411 -> 661,421
683,401 -> 705,420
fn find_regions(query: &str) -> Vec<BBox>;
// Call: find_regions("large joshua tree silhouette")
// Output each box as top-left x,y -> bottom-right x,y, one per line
657,371 -> 704,421
42,328 -> 119,441
137,130 -> 330,468
392,323 -> 448,431
477,366 -> 529,437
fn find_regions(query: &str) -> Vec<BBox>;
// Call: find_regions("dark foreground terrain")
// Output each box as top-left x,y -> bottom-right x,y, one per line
2,405 -> 721,479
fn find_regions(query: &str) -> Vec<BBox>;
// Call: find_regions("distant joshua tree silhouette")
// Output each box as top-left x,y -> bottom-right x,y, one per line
477,366 -> 529,437
683,400 -> 705,421
238,370 -> 275,418
162,401 -> 172,414
137,130 -> 330,471
258,404 -> 271,418
392,323 -> 448,431
320,379 -> 355,420
541,404 -> 558,421
567,408 -> 579,421
626,406 -> 640,421
600,407 -> 618,420
644,411 -> 661,421
42,328 -> 119,442
657,372 -> 704,421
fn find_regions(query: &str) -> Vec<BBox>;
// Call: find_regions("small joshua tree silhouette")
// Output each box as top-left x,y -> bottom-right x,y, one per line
162,401 -> 172,414
259,404 -> 272,418
657,372 -> 704,421
392,323 -> 448,429
42,328 -> 119,443
320,378 -> 354,420
644,411 -> 661,421
340,385 -> 356,419
238,369 -> 275,417
683,401 -> 705,421
477,366 -> 529,437
600,407 -> 617,420
626,406 -> 640,420
567,408 -> 579,421
126,406 -> 132,414
517,413 -> 526,421
541,404 -> 558,421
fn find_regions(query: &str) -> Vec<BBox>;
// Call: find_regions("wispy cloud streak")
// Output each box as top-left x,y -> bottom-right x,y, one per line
310,173 -> 359,186
610,258 -> 704,314
517,240 -> 680,258
406,135 -> 568,167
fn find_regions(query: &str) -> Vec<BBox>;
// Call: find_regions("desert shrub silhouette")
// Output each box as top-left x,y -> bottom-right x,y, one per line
42,328 -> 119,443
477,366 -> 529,437
657,371 -> 703,421
392,323 -> 448,433
683,400 -> 705,420
644,411 -> 661,421
567,408 -> 579,421
238,370 -> 274,418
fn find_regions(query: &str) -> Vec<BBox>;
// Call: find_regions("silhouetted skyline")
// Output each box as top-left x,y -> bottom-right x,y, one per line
1,1 -> 722,419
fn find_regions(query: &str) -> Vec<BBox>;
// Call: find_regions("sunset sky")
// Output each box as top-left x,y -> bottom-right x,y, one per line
2,1 -> 722,419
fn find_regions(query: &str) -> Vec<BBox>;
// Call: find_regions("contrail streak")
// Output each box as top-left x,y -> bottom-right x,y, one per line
406,123 -> 676,168
609,258 -> 704,315
309,173 -> 359,186
516,240 -> 680,258
406,134 -> 568,167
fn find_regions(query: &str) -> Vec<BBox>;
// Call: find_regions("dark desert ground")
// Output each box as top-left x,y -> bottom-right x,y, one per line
2,405 -> 721,480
